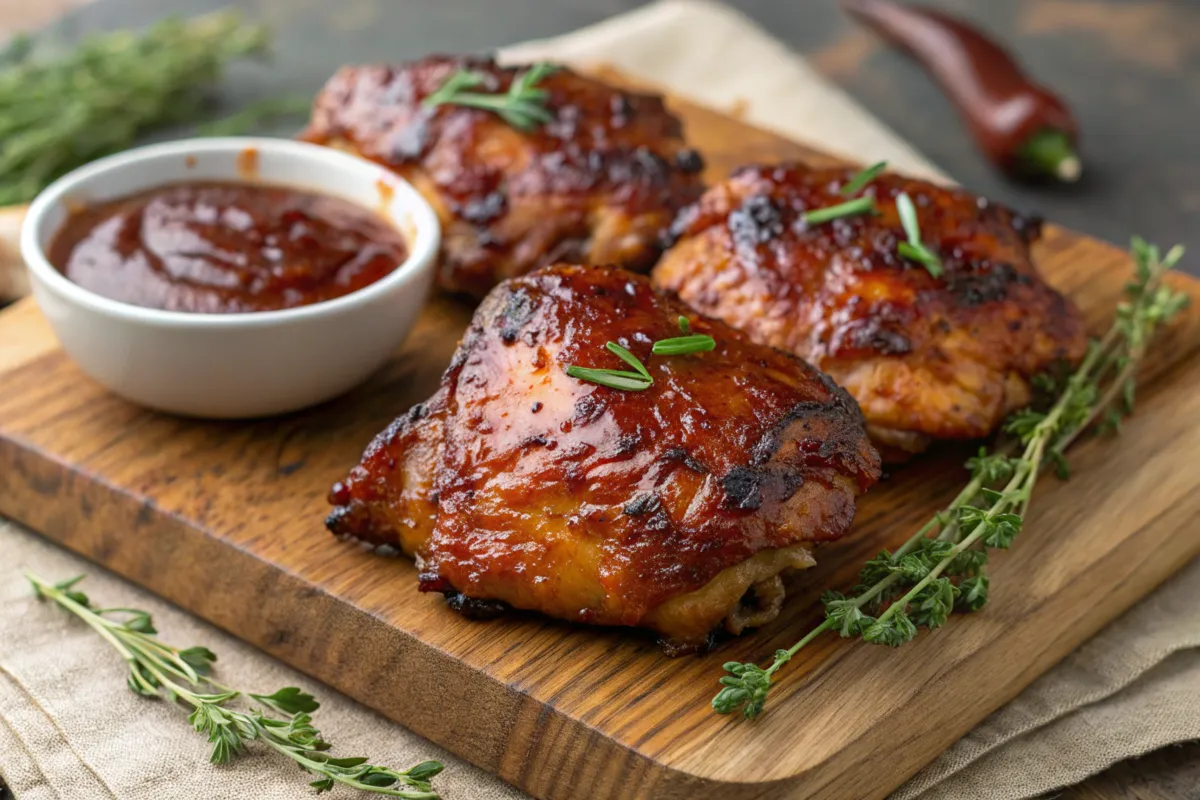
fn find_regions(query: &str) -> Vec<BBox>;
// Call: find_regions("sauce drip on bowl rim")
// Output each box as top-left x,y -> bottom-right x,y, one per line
47,181 -> 408,314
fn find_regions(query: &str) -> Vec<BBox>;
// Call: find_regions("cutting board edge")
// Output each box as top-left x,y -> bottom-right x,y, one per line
7,393 -> 1200,800
0,429 -> 794,799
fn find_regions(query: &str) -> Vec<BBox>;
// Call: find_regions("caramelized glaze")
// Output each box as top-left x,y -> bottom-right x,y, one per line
328,264 -> 880,649
653,165 -> 1088,455
302,56 -> 705,298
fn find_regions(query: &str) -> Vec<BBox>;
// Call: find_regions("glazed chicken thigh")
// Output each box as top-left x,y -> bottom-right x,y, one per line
653,165 -> 1088,457
327,264 -> 880,651
303,56 -> 705,298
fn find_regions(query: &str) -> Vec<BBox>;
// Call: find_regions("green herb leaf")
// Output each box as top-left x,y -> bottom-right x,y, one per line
712,661 -> 772,719
910,578 -> 957,630
564,366 -> 652,391
841,160 -> 887,196
678,316 -> 691,333
252,686 -> 320,715
424,62 -> 557,131
957,575 -> 990,611
895,192 -> 944,278
862,611 -> 918,647
651,334 -> 716,355
823,592 -> 875,637
802,195 -> 877,226
606,341 -> 651,379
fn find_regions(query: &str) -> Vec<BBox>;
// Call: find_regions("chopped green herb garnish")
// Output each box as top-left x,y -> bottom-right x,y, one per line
424,62 -> 556,131
651,334 -> 717,356
566,319 -> 718,390
606,341 -> 651,379
802,195 -> 877,226
841,160 -> 887,196
565,341 -> 653,390
563,366 -> 652,391
895,191 -> 944,278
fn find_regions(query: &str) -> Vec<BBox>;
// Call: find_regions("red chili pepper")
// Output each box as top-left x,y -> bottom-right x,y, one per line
843,0 -> 1081,183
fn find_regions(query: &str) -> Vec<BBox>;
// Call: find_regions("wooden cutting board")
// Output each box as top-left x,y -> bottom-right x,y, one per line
2,90 -> 1200,800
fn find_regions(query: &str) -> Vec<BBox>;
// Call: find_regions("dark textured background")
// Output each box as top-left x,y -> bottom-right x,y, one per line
42,0 -> 1200,274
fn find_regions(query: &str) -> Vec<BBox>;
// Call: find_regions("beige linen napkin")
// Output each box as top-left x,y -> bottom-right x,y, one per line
2,2 -> 1198,799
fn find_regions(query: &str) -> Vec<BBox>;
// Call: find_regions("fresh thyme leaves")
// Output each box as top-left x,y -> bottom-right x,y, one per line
0,12 -> 269,205
652,335 -> 717,356
802,161 -> 889,226
895,191 -> 944,278
802,195 -> 878,226
566,319 -> 718,390
712,236 -> 1188,721
424,62 -> 556,131
26,572 -> 445,798
841,160 -> 887,196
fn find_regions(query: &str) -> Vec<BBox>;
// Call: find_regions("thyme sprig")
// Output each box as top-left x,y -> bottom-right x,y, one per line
713,237 -> 1188,720
895,191 -> 944,278
0,12 -> 270,205
424,62 -> 557,131
26,572 -> 444,797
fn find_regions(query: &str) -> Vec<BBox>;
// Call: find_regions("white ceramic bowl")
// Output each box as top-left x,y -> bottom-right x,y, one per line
21,137 -> 440,418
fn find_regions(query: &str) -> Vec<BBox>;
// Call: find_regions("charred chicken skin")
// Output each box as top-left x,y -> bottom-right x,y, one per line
327,264 -> 880,651
653,164 -> 1088,457
302,56 -> 706,298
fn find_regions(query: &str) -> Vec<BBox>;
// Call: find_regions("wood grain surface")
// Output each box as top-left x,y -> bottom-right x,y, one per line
1,90 -> 1199,800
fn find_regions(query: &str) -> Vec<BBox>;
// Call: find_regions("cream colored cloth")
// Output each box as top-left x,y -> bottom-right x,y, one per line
2,2 -> 1198,799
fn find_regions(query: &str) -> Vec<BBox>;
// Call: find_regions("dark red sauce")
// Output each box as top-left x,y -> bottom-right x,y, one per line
48,181 -> 408,313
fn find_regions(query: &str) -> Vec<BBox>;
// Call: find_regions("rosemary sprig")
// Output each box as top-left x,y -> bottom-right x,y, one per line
424,62 -> 556,131
26,572 -> 444,797
566,317 -> 717,390
895,191 -> 944,278
841,160 -> 887,196
713,236 -> 1188,721
0,12 -> 269,205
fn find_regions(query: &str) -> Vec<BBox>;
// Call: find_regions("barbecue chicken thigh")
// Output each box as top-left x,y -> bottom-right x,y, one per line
327,264 -> 880,651
303,56 -> 705,298
653,165 -> 1087,458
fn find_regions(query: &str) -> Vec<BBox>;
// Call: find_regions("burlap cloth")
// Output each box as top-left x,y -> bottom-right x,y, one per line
2,2 -> 1198,797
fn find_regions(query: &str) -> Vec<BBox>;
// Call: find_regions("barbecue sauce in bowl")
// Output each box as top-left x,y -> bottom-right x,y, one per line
47,181 -> 408,313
